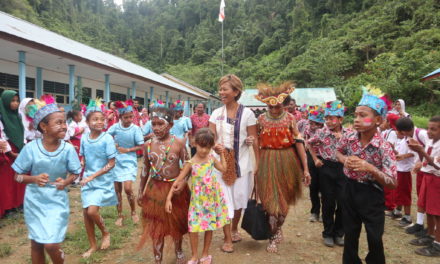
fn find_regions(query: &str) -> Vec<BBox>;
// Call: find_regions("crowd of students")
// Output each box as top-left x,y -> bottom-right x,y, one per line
0,76 -> 439,264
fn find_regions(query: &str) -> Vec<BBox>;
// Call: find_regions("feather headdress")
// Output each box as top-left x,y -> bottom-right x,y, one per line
254,81 -> 295,106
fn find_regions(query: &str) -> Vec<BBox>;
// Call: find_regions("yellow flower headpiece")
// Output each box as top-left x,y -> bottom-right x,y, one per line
254,81 -> 295,106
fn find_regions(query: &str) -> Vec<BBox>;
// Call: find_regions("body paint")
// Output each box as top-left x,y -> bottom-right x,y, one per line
362,117 -> 373,126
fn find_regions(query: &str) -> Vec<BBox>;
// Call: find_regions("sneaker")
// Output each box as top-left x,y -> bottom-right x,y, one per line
415,242 -> 440,257
406,223 -> 424,234
391,211 -> 403,219
385,210 -> 393,217
410,235 -> 434,246
323,237 -> 334,247
415,228 -> 429,238
309,213 -> 319,222
399,217 -> 412,227
334,236 -> 344,246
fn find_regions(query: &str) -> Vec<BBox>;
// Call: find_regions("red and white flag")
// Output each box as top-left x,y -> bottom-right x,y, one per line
218,0 -> 225,22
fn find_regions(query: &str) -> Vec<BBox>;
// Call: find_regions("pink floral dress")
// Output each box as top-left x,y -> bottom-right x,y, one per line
188,157 -> 230,232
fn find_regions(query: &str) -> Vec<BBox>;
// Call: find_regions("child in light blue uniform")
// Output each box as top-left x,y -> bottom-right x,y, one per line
107,100 -> 144,226
79,100 -> 118,258
12,99 -> 81,264
170,100 -> 190,140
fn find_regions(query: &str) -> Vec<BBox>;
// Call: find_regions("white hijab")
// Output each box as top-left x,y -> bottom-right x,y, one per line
390,99 -> 410,117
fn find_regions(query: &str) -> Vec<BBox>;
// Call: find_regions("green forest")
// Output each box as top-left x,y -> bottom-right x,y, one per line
1,0 -> 439,115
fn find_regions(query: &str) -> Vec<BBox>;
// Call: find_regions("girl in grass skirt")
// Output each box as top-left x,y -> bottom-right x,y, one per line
254,82 -> 311,253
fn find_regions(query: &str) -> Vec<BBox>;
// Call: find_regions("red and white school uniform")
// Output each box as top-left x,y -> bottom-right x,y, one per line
395,137 -> 416,206
411,127 -> 429,194
417,138 -> 440,216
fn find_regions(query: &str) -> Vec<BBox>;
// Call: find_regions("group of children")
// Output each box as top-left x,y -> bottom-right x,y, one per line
1,80 -> 439,264
294,89 -> 440,262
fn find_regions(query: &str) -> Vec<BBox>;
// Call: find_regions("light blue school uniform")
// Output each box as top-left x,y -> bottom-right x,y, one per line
107,122 -> 144,182
170,117 -> 190,139
80,132 -> 118,208
183,116 -> 192,131
11,139 -> 81,244
142,120 -> 152,136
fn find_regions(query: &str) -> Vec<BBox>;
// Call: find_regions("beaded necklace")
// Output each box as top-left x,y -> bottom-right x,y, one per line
147,136 -> 176,182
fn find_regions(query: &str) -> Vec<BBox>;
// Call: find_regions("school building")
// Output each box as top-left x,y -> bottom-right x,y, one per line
0,11 -> 220,115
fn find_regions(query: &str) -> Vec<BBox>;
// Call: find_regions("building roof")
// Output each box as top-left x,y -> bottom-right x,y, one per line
422,68 -> 440,81
0,11 -> 208,99
239,88 -> 337,107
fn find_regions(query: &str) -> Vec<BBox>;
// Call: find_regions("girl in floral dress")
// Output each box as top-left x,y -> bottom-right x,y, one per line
166,128 -> 229,264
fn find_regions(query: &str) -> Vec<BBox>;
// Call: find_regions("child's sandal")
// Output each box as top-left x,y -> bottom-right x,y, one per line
231,232 -> 242,243
221,243 -> 234,253
187,260 -> 198,264
200,255 -> 212,264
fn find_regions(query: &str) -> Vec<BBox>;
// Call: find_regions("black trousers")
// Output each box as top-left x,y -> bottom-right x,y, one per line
342,179 -> 385,264
307,151 -> 321,216
319,159 -> 346,238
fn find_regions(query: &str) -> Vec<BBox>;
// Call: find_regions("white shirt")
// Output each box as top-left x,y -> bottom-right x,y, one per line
421,138 -> 440,177
412,127 -> 429,147
395,137 -> 416,172
0,120 -> 12,152
381,129 -> 398,146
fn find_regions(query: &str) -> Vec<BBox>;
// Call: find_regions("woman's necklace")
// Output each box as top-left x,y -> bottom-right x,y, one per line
147,136 -> 175,181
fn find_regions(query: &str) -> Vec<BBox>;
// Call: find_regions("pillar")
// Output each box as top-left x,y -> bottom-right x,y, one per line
68,65 -> 75,105
104,74 -> 110,102
150,86 -> 154,103
165,91 -> 169,106
144,91 -> 148,107
208,99 -> 212,114
18,51 -> 26,100
131,81 -> 137,99
186,96 -> 191,116
36,67 -> 43,98
76,76 -> 82,103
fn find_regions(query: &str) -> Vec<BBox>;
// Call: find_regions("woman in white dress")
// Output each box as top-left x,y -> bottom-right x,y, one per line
209,74 -> 259,253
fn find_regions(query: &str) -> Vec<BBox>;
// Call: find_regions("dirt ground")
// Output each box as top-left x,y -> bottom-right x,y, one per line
1,174 -> 440,264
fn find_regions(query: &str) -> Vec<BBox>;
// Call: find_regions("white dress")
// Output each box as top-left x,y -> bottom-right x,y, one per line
209,105 -> 256,218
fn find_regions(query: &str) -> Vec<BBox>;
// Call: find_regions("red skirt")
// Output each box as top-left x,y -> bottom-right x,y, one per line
10,143 -> 25,209
0,153 -> 15,217
395,171 -> 412,206
138,178 -> 190,248
417,172 -> 440,216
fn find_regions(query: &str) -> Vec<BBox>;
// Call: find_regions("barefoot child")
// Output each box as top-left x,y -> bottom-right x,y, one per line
166,128 -> 229,264
79,100 -> 118,258
336,87 -> 397,264
408,116 -> 440,257
11,98 -> 82,264
107,100 -> 144,226
138,103 -> 190,264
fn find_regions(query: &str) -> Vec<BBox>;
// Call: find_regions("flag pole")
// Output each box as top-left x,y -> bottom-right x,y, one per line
221,21 -> 224,76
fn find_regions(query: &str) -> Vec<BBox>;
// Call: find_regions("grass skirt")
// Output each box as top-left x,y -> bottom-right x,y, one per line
138,178 -> 190,248
256,147 -> 303,217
